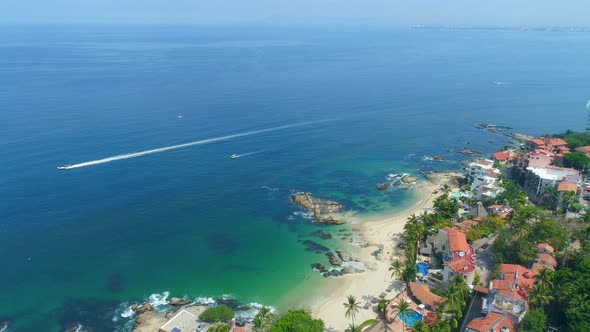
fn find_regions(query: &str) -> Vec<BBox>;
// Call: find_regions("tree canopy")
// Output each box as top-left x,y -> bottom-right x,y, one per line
270,310 -> 325,332
199,305 -> 235,323
563,151 -> 590,171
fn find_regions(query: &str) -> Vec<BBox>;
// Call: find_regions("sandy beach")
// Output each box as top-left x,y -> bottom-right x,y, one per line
310,172 -> 461,331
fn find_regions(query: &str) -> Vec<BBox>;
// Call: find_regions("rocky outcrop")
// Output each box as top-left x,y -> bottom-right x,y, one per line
401,176 -> 417,184
336,250 -> 356,262
311,263 -> 328,273
312,230 -> 332,240
291,193 -> 346,224
326,251 -> 343,266
170,297 -> 192,306
135,303 -> 153,315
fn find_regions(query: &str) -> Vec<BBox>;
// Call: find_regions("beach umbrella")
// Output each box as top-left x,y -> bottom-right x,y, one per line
418,304 -> 425,309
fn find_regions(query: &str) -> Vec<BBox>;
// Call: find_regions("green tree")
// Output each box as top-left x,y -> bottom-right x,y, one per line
520,308 -> 547,332
199,305 -> 235,323
208,323 -> 230,332
445,275 -> 470,320
253,307 -> 273,332
563,132 -> 590,148
270,310 -> 324,332
401,261 -> 418,284
389,260 -> 403,280
343,295 -> 361,325
408,321 -> 430,332
563,151 -> 590,171
529,283 -> 554,309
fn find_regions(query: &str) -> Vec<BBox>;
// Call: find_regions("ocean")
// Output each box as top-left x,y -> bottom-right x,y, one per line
0,24 -> 588,331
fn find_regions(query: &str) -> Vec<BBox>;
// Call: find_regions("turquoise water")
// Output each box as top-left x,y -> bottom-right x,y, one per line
417,262 -> 430,276
1,25 -> 589,331
399,309 -> 423,327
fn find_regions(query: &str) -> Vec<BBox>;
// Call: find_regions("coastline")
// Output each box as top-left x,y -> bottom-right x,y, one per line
308,173 -> 461,331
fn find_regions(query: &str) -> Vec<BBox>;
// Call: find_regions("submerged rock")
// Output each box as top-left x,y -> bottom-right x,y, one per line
312,230 -> 333,240
401,176 -> 417,184
291,193 -> 346,224
300,240 -> 330,253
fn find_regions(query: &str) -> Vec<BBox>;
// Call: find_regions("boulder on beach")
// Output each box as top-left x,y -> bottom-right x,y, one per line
336,250 -> 355,262
291,193 -> 346,224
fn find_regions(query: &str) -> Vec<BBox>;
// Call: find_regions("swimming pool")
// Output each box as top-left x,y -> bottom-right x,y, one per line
417,262 -> 429,276
399,309 -> 423,327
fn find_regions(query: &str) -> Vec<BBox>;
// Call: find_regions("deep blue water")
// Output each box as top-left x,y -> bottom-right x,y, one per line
1,25 -> 589,331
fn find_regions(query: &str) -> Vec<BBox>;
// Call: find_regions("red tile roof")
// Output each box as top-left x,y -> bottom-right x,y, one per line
474,285 -> 489,294
537,243 -> 555,253
492,264 -> 535,300
445,229 -> 469,252
548,138 -> 568,146
575,146 -> 590,153
494,151 -> 509,161
531,139 -> 546,146
557,181 -> 578,193
408,282 -> 446,309
466,312 -> 517,332
233,327 -> 245,332
536,253 -> 558,269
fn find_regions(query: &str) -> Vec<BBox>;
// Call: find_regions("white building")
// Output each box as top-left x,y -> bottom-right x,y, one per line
467,159 -> 504,199
525,166 -> 580,196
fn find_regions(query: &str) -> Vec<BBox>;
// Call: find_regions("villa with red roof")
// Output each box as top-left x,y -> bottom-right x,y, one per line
466,312 -> 518,332
493,150 -> 518,164
426,228 -> 477,286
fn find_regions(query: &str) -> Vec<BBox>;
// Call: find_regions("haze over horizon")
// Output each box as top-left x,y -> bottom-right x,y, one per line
2,0 -> 589,26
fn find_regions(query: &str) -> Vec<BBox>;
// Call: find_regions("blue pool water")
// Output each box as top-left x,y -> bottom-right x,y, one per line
400,309 -> 424,327
417,262 -> 429,276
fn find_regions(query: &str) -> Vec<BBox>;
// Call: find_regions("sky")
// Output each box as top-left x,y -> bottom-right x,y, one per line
1,0 -> 589,26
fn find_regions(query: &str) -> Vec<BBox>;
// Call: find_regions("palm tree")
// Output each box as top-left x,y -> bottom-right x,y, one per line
534,268 -> 555,291
408,321 -> 429,332
529,285 -> 554,309
343,295 -> 361,325
442,184 -> 451,194
389,260 -> 403,280
345,324 -> 362,332
252,306 -> 273,332
401,261 -> 418,284
392,300 -> 411,332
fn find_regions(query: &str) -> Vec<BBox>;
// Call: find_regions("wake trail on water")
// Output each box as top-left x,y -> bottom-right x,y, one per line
61,121 -> 322,169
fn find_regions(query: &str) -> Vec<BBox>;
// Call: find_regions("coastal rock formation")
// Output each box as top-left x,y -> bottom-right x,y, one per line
170,297 -> 192,306
326,251 -> 343,266
291,193 -> 346,224
401,176 -> 417,184
336,250 -> 356,262
323,269 -> 342,277
135,303 -> 153,315
311,263 -> 328,273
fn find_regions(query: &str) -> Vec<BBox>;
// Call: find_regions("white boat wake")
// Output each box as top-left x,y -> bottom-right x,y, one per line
59,121 -> 321,170
232,150 -> 266,159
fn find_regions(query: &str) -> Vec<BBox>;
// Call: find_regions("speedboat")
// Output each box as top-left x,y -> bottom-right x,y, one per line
57,165 -> 71,170
230,154 -> 239,159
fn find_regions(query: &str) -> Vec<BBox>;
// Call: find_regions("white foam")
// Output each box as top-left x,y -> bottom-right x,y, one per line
341,261 -> 367,272
293,211 -> 314,220
59,121 -> 324,169
586,99 -> 590,109
194,297 -> 216,305
148,291 -> 170,307
261,186 -> 279,191
235,303 -> 276,321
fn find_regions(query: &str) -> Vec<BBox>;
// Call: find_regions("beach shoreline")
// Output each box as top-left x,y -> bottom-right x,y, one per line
308,172 -> 462,331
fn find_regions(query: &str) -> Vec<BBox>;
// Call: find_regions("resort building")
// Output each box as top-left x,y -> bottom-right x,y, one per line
517,150 -> 553,170
408,281 -> 446,311
523,165 -> 580,202
525,137 -> 568,153
536,243 -> 555,255
466,312 -> 518,332
467,159 -> 504,199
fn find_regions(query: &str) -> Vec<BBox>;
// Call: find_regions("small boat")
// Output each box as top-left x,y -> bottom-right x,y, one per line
230,154 -> 239,159
57,165 -> 71,170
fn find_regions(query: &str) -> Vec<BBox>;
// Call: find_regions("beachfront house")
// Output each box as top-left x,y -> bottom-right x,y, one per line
467,159 -> 504,199
424,228 -> 477,286
408,281 -> 446,311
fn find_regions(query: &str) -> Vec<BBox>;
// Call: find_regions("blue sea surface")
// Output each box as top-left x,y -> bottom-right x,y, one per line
0,25 -> 589,331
